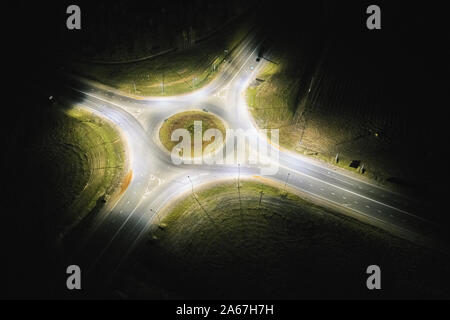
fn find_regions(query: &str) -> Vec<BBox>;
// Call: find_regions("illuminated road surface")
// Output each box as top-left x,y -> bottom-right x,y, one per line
61,32 -> 440,290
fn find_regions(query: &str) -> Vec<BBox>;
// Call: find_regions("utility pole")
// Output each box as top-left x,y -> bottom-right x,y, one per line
187,175 -> 194,194
258,184 -> 264,209
162,73 -> 165,94
188,176 -> 219,231
237,163 -> 240,189
283,173 -> 290,194
150,208 -> 161,225
237,164 -> 243,220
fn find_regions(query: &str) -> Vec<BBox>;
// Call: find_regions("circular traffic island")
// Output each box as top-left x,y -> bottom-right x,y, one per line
130,179 -> 449,299
159,110 -> 226,158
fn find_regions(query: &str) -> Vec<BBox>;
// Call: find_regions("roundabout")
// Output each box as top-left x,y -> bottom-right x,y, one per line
158,110 -> 227,158
64,30 -> 432,293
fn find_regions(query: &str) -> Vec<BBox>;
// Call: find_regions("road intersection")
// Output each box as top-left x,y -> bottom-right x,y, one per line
60,31 -> 440,290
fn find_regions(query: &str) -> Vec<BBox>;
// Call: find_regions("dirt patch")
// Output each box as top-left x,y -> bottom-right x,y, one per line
120,170 -> 133,195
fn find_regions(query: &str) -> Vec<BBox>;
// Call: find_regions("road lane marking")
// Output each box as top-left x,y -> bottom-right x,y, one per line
279,163 -> 427,222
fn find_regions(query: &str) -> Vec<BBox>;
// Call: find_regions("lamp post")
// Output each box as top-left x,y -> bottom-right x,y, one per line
283,173 -> 290,194
188,175 -> 194,194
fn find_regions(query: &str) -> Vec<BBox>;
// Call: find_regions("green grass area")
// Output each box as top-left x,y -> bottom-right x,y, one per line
159,110 -> 226,157
33,104 -> 126,233
247,62 -> 391,183
122,179 -> 450,299
246,62 -> 300,146
67,19 -> 252,97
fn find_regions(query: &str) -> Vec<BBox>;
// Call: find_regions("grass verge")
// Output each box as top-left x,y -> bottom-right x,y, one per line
247,61 -> 403,184
67,18 -> 252,97
121,179 -> 450,299
33,103 -> 127,234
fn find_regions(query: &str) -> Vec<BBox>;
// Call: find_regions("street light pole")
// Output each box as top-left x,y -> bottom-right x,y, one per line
238,163 -> 241,189
188,175 -> 194,194
162,73 -> 165,94
237,163 -> 243,220
258,184 -> 264,209
283,173 -> 290,193
150,208 -> 161,225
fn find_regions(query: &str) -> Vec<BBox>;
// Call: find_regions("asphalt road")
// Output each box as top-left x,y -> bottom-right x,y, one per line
60,30 -> 443,294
